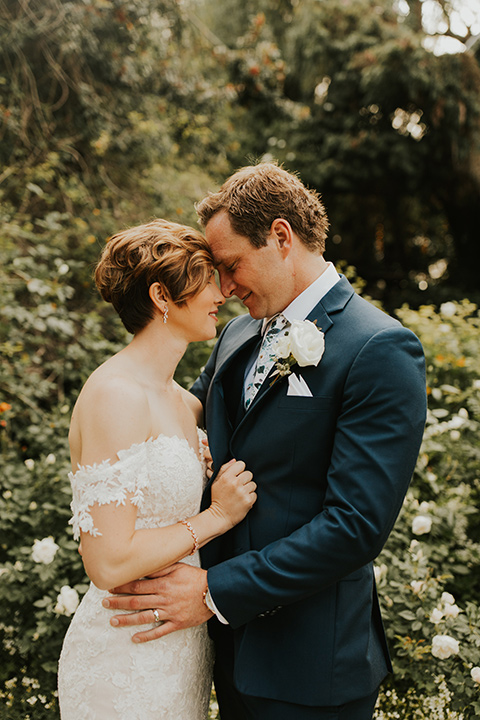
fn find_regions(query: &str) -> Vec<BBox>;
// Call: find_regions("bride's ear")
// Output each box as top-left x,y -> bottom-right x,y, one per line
149,282 -> 169,315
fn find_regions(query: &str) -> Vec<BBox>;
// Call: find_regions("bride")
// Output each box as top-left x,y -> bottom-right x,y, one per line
57,219 -> 257,719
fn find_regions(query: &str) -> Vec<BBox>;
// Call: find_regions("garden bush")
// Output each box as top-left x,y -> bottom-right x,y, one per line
1,234 -> 479,718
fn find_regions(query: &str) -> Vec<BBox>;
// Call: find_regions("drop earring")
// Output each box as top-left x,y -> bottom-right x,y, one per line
163,305 -> 168,324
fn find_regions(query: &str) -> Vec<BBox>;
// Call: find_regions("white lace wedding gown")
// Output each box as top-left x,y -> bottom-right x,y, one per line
58,429 -> 214,720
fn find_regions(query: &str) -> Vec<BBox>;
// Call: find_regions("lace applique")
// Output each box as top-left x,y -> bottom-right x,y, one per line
68,429 -> 207,541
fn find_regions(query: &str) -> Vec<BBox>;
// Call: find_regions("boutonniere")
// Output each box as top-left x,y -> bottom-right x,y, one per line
271,319 -> 325,382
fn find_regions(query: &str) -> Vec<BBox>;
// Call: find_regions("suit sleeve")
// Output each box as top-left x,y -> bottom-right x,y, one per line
207,326 -> 427,628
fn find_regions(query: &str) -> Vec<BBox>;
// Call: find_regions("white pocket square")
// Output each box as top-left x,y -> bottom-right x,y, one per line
287,373 -> 313,397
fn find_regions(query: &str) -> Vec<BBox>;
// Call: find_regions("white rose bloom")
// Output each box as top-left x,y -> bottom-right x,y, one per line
440,302 -> 456,317
412,515 -> 432,535
431,634 -> 460,659
54,585 -> 79,616
24,459 -> 35,470
441,592 -> 455,605
444,602 -> 461,618
31,537 -> 59,564
430,608 -> 444,624
419,501 -> 430,513
450,430 -> 461,441
458,408 -> 468,419
45,453 -> 56,465
471,667 -> 480,684
288,320 -> 325,367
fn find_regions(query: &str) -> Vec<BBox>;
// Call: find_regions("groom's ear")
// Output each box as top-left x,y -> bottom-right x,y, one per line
270,218 -> 293,256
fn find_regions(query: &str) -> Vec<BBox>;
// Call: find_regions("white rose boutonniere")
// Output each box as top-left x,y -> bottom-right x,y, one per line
272,319 -> 325,381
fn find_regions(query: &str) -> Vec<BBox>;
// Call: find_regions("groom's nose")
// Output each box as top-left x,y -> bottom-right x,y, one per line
219,271 -> 237,298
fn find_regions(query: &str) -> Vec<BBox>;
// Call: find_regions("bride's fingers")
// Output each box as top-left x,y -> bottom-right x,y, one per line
131,620 -> 177,644
103,593 -> 162,611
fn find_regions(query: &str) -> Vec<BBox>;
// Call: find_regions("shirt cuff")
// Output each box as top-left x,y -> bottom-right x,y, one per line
204,588 -> 229,625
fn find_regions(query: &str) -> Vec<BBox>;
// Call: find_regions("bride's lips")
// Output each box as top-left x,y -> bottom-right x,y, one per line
209,311 -> 218,321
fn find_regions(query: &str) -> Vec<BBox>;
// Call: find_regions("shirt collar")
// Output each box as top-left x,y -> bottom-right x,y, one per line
261,262 -> 340,334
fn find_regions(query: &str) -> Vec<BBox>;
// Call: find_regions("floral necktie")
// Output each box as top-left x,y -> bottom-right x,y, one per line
244,314 -> 289,409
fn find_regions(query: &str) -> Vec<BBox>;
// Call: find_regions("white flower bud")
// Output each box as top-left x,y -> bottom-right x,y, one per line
430,608 -> 444,624
440,302 -> 456,317
410,580 -> 425,595
54,585 -> 79,616
31,537 -> 59,564
444,603 -> 461,618
412,515 -> 432,535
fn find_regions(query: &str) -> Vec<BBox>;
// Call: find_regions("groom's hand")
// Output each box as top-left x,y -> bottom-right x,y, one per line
102,563 -> 213,644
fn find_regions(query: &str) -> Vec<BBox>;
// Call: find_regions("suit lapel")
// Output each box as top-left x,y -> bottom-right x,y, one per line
235,276 -> 355,419
202,316 -> 261,488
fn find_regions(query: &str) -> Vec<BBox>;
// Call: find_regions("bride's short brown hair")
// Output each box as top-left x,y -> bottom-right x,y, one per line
95,219 -> 214,334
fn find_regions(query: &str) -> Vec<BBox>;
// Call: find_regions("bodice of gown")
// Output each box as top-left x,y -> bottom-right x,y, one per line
58,428 -> 214,720
69,428 -> 208,538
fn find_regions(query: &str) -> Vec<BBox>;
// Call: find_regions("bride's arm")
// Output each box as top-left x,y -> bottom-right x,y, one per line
72,376 -> 256,591
81,465 -> 253,591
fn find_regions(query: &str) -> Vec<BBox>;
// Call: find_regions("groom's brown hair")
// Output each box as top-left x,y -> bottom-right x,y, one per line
196,162 -> 329,252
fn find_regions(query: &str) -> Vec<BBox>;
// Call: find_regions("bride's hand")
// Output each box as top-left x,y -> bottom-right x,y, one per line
209,459 -> 256,530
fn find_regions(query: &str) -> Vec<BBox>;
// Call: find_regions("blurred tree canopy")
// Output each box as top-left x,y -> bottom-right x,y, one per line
1,0 -> 479,312
198,0 -> 480,308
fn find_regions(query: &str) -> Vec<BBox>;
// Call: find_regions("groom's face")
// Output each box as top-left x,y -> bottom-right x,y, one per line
205,210 -> 293,320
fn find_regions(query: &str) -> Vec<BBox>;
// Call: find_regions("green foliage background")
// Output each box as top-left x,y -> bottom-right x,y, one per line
1,0 -> 479,717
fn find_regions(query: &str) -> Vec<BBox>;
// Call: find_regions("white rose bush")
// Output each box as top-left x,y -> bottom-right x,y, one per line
374,302 -> 480,719
1,241 -> 480,720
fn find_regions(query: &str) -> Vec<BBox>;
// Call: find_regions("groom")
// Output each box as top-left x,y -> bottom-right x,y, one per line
105,163 -> 427,719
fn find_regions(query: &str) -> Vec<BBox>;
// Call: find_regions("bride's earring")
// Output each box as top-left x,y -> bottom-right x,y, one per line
163,305 -> 168,324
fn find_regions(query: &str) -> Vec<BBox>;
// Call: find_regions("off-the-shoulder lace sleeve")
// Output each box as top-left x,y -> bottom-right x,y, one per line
68,443 -> 150,540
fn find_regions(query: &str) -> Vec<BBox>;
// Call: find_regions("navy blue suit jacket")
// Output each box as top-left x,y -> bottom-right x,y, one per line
192,276 -> 426,706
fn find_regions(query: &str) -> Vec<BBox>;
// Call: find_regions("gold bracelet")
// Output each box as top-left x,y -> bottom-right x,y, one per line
181,519 -> 199,555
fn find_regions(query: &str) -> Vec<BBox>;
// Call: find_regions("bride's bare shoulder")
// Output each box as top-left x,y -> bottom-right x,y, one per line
76,357 -> 146,412
70,357 -> 151,466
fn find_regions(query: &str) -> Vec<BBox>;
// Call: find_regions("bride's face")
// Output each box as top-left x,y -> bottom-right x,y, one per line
169,273 -> 225,342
